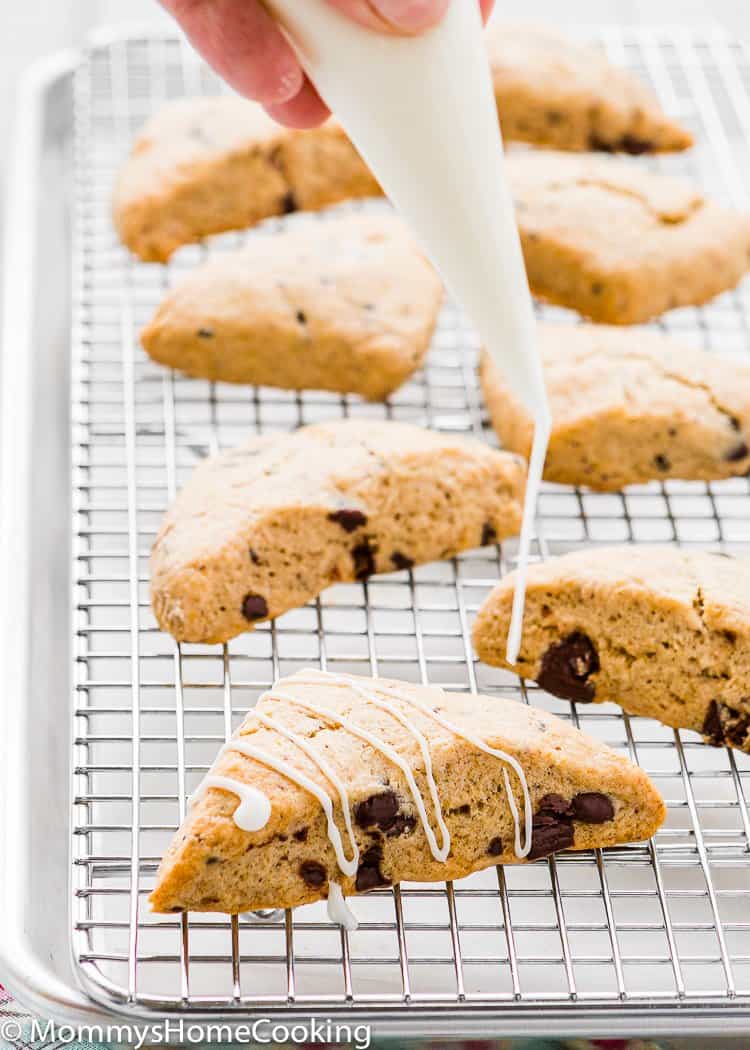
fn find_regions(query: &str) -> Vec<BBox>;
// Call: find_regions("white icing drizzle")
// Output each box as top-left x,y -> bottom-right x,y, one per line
327,881 -> 358,931
291,670 -> 533,859
216,734 -> 359,877
189,775 -> 271,833
271,686 -> 451,863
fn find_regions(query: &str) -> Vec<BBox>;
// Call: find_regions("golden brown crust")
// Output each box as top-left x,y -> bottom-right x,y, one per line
149,671 -> 665,914
150,420 -> 526,644
480,323 -> 750,489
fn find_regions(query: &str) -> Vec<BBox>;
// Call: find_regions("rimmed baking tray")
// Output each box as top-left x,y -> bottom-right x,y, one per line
2,22 -> 750,1040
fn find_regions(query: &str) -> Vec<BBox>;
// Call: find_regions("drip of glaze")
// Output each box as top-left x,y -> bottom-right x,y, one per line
293,670 -> 533,859
189,775 -> 271,833
327,881 -> 358,931
271,687 -> 451,863
216,735 -> 359,877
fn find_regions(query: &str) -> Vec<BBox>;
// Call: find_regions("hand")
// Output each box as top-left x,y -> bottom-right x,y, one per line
160,0 -> 496,128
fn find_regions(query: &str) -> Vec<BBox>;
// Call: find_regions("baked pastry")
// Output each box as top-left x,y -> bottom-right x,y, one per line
480,323 -> 750,490
115,27 -> 691,262
151,420 -> 526,644
113,97 -> 378,262
505,150 -> 750,324
472,546 -> 750,753
488,23 -> 692,154
140,214 -> 442,399
149,669 -> 666,915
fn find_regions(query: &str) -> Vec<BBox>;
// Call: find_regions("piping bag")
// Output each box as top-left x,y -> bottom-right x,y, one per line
264,0 -> 551,663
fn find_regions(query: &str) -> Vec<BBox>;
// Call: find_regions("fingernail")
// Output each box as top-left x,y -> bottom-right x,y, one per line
370,0 -> 448,32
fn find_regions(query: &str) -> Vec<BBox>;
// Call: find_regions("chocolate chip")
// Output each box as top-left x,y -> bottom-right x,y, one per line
591,282 -> 604,295
588,133 -> 614,152
537,632 -> 600,702
391,551 -> 414,571
205,855 -> 221,866
386,814 -> 417,837
481,522 -> 498,547
572,792 -> 615,824
537,794 -> 574,818
281,191 -> 298,214
528,818 -> 575,861
295,310 -> 307,325
356,845 -> 390,891
293,827 -> 309,842
702,700 -> 750,751
196,327 -> 214,339
725,441 -> 749,463
329,508 -> 368,533
451,803 -> 471,816
241,593 -> 268,621
355,790 -> 399,830
619,134 -> 653,155
487,836 -> 504,857
249,548 -> 261,565
300,860 -> 327,888
352,539 -> 377,580
654,453 -> 671,472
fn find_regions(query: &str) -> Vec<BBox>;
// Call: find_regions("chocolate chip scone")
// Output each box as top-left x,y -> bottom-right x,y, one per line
480,323 -> 750,490
151,420 -> 526,644
113,97 -> 379,262
473,546 -> 750,753
149,669 -> 665,915
506,150 -> 750,323
488,23 -> 692,154
141,214 -> 442,399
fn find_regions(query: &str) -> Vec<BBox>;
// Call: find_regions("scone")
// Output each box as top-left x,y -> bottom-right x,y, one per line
506,150 -> 750,324
472,547 -> 750,752
480,323 -> 750,490
141,214 -> 442,399
488,23 -> 692,154
151,420 -> 526,644
149,669 -> 666,914
113,97 -> 379,262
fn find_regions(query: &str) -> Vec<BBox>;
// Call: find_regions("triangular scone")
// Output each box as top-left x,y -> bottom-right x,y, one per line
480,323 -> 750,490
473,547 -> 750,752
141,215 -> 442,400
149,670 -> 665,914
488,24 -> 692,154
505,150 -> 750,324
151,420 -> 526,644
113,97 -> 379,262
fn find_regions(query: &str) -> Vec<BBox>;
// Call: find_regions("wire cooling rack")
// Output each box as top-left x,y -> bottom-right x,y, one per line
70,25 -> 750,1030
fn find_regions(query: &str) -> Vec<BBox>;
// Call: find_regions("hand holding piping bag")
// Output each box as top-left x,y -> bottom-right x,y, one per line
159,0 -> 495,127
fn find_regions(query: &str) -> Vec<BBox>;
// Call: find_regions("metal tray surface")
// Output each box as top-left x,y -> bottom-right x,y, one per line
2,23 -> 750,1040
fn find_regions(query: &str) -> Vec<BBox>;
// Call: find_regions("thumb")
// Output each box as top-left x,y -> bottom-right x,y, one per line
364,0 -> 450,32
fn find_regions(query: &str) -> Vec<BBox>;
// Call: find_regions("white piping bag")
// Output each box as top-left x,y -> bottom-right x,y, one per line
264,0 -> 551,663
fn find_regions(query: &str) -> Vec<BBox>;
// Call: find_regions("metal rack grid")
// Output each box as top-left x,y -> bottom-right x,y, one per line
70,25 -> 750,1025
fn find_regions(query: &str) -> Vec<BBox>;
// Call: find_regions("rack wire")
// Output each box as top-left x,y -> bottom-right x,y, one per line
71,25 -> 750,1025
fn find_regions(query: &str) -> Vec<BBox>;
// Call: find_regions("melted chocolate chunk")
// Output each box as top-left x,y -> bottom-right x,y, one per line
702,700 -> 750,751
619,134 -> 654,155
487,836 -> 504,857
352,538 -> 377,580
391,551 -> 414,571
528,817 -> 575,861
725,441 -> 749,463
329,508 -> 368,533
537,632 -> 600,702
355,790 -> 399,830
654,453 -> 671,472
572,792 -> 615,824
481,522 -> 498,547
537,794 -> 574,818
205,855 -> 221,866
356,845 -> 390,891
295,310 -> 307,325
197,327 -> 214,339
299,860 -> 327,888
281,190 -> 298,214
386,814 -> 417,837
241,593 -> 268,621
293,827 -> 309,842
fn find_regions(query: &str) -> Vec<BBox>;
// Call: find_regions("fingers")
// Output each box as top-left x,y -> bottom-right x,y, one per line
325,0 -> 450,33
159,0 -> 303,105
265,77 -> 331,129
479,0 -> 496,21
